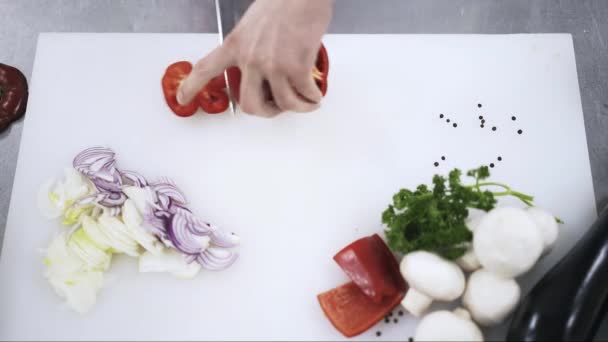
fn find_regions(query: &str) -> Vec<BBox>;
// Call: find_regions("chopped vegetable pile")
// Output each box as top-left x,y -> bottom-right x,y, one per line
382,166 -> 536,259
39,147 -> 239,313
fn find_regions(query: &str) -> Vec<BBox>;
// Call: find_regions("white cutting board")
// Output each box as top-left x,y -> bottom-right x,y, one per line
0,33 -> 596,341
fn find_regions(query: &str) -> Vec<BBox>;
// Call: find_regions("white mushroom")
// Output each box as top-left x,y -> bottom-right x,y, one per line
463,269 -> 521,326
400,251 -> 465,317
456,213 -> 484,272
415,308 -> 484,341
474,207 -> 543,278
525,207 -> 559,255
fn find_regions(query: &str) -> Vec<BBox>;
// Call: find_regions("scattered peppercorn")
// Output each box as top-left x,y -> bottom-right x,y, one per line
512,116 -> 516,121
434,162 -> 439,167
393,318 -> 399,323
440,114 -> 444,119
478,103 -> 482,108
492,126 -> 497,131
409,337 -> 414,342
490,163 -> 495,168
441,156 -> 446,161
446,119 -> 450,123
518,129 -> 523,134
479,115 -> 483,120
481,119 -> 485,124
398,310 -> 404,316
385,318 -> 390,323
453,123 -> 457,128
376,331 -> 382,337
498,156 -> 502,161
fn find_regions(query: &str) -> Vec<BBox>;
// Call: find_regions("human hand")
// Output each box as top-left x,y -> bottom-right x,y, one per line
177,0 -> 333,117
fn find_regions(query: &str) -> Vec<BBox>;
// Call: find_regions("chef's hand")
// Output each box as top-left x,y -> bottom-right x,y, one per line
177,0 -> 333,117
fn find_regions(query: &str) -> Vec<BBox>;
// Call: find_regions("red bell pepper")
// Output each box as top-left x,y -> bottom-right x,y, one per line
0,63 -> 28,132
161,61 -> 200,117
318,281 -> 404,338
317,234 -> 408,338
162,61 -> 230,117
333,234 -> 407,304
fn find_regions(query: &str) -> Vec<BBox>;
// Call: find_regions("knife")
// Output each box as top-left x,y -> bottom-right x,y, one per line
214,0 -> 243,115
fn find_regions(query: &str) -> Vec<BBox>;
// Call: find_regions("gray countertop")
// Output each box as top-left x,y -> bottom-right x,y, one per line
0,0 -> 607,338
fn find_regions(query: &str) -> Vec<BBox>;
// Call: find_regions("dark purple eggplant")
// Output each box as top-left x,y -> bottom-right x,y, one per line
507,206 -> 608,341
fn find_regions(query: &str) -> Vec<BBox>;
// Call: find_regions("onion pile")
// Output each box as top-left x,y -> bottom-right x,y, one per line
72,147 -> 239,270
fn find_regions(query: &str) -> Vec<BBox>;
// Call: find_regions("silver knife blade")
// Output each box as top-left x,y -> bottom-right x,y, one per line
215,0 -> 237,115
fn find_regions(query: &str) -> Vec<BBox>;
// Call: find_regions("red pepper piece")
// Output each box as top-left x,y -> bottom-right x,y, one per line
318,281 -> 404,338
314,43 -> 329,96
333,234 -> 407,303
0,63 -> 28,132
197,87 -> 229,114
226,66 -> 242,102
161,61 -> 199,117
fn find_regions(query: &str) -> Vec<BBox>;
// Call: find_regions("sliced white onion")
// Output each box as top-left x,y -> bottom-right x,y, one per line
122,199 -> 164,255
139,249 -> 202,279
67,229 -> 112,271
97,214 -> 140,256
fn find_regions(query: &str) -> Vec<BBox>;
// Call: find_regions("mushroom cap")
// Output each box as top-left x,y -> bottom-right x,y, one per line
474,207 -> 543,278
415,310 -> 484,341
526,207 -> 559,253
463,269 -> 521,326
400,251 -> 465,301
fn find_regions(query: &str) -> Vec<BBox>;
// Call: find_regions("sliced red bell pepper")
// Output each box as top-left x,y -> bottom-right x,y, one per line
313,44 -> 329,96
197,87 -> 230,114
161,61 -> 199,117
318,234 -> 407,338
0,63 -> 28,132
318,281 -> 404,338
162,61 -> 231,117
333,234 -> 407,304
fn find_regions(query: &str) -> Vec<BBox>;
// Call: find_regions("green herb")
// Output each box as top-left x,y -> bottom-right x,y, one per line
382,166 -> 535,260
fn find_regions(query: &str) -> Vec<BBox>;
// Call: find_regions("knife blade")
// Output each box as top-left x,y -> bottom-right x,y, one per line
215,0 -> 237,115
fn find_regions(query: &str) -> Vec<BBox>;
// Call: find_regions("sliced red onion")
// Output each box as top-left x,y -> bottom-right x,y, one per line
157,193 -> 171,211
99,191 -> 127,207
121,170 -> 148,187
182,213 -> 238,247
184,254 -> 198,264
152,178 -> 187,205
73,147 -> 115,171
72,192 -> 107,207
143,211 -> 167,236
166,209 -> 206,255
154,210 -> 172,219
210,230 -> 240,248
197,248 -> 238,271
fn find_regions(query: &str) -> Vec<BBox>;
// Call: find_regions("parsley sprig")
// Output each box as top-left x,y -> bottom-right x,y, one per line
382,166 -> 535,260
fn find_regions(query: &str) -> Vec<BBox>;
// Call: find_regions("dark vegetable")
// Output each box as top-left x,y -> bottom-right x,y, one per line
507,206 -> 608,341
0,63 -> 28,132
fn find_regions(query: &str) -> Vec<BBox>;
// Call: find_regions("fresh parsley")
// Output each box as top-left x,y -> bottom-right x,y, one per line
382,166 -> 535,260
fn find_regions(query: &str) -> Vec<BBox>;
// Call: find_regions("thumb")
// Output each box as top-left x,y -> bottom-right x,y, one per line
177,45 -> 234,105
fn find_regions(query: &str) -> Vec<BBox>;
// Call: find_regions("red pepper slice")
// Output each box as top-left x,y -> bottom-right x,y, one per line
318,281 -> 404,338
333,234 -> 407,304
226,66 -> 242,102
0,63 -> 28,132
314,44 -> 329,96
161,61 -> 199,117
197,87 -> 230,114
206,74 -> 227,91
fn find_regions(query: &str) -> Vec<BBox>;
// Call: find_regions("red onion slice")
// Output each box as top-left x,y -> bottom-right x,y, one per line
72,192 -> 107,207
152,178 -> 187,205
98,191 -> 127,207
166,209 -> 206,255
121,170 -> 148,187
143,211 -> 167,237
197,248 -> 238,271
184,253 -> 198,264
73,147 -> 115,171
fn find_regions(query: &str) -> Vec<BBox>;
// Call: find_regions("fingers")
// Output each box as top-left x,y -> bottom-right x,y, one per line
239,69 -> 280,117
268,75 -> 319,113
290,71 -> 323,105
177,45 -> 234,105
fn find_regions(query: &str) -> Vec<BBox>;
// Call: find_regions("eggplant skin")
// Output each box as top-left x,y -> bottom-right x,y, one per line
507,207 -> 608,341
